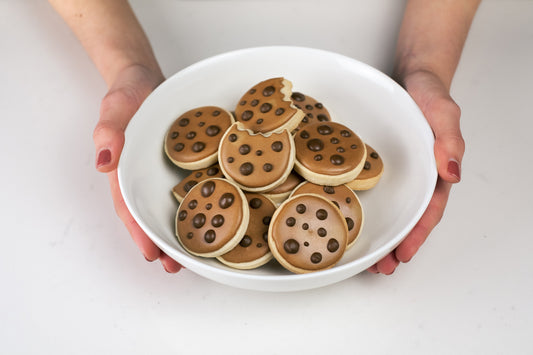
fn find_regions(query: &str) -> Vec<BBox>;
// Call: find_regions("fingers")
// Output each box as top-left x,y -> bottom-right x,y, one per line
367,252 -> 400,275
160,252 -> 184,273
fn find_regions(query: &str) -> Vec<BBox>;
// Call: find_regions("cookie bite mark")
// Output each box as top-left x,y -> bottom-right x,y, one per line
235,77 -> 305,134
293,122 -> 367,186
217,193 -> 276,269
290,92 -> 331,133
268,193 -> 348,273
164,106 -> 234,170
171,164 -> 224,202
346,143 -> 384,191
291,182 -> 364,249
175,178 -> 249,258
218,122 -> 295,193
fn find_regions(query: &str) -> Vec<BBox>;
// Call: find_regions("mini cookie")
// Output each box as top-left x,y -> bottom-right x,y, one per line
217,193 -> 276,269
164,106 -> 234,170
346,144 -> 384,190
291,92 -> 331,132
291,182 -> 364,249
175,178 -> 249,258
171,164 -> 224,203
218,122 -> 295,192
268,193 -> 348,273
293,122 -> 367,186
262,171 -> 304,206
234,77 -> 305,134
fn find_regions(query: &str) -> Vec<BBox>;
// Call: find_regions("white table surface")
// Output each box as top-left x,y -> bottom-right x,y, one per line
2,1 -> 532,354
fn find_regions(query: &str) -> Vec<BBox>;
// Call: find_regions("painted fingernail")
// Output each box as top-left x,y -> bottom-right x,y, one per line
96,149 -> 112,169
447,159 -> 461,181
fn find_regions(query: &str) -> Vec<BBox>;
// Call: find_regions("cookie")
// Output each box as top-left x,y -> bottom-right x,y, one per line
175,178 -> 249,258
291,92 -> 331,132
268,193 -> 348,273
234,77 -> 305,134
346,144 -> 384,190
291,182 -> 364,249
293,122 -> 367,186
217,193 -> 276,269
262,171 -> 304,206
164,106 -> 234,170
171,164 -> 224,203
218,122 -> 295,192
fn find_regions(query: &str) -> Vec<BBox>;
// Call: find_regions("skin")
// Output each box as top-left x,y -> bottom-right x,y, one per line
48,0 -> 479,275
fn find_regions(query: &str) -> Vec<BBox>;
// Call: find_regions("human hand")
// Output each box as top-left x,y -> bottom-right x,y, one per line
367,69 -> 465,274
94,64 -> 183,273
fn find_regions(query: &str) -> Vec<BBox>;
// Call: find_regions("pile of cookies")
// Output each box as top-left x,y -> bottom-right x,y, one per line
164,77 -> 383,274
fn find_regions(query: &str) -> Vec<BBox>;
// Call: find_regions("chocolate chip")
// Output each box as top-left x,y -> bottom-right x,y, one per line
192,142 -> 205,152
186,232 -> 193,239
204,230 -> 216,243
275,108 -> 285,116
240,100 -> 246,106
304,241 -> 310,247
286,217 -> 296,227
186,131 -> 196,140
240,162 -> 254,176
188,199 -> 198,210
317,228 -> 327,237
192,213 -> 206,228
330,155 -> 344,165
256,119 -> 263,124
183,180 -> 197,193
346,217 -> 354,231
316,209 -> 328,220
174,143 -> 184,152
171,131 -> 179,139
239,235 -> 252,247
307,138 -> 324,152
256,150 -> 263,156
179,118 -> 189,127
317,114 -> 328,122
227,157 -> 234,163
263,86 -> 275,96
284,239 -> 300,254
199,121 -> 205,126
346,197 -> 351,204
206,125 -> 221,137
201,181 -> 216,198
249,89 -> 256,94
219,193 -> 235,209
327,239 -> 340,252
260,103 -> 272,113
239,144 -> 251,155
241,110 -> 253,121
302,223 -> 309,230
195,172 -> 203,178
229,134 -> 238,142
271,141 -> 283,152
315,103 -> 324,109
178,210 -> 187,221
296,204 -> 306,214
251,99 -> 259,107
206,167 -> 220,176
256,243 -> 263,248
249,198 -> 262,209
262,216 -> 271,225
300,130 -> 310,139
340,130 -> 351,137
364,161 -> 371,170
305,104 -> 313,110
291,92 -> 305,102
351,144 -> 358,149
262,232 -> 268,242
370,152 -> 379,159
337,147 -> 345,153
194,111 -> 202,117
330,137 -> 339,144
302,117 -> 309,123
311,252 -> 322,264
211,214 -> 225,228
205,203 -> 212,210
263,163 -> 273,172
317,125 -> 332,135
323,186 -> 335,194
212,110 -> 221,116
314,154 -> 323,161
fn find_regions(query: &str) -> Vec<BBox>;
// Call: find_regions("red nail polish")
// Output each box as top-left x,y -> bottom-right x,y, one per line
96,149 -> 111,168
447,159 -> 461,181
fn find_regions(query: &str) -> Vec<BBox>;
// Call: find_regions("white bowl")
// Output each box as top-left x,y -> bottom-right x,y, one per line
118,46 -> 437,292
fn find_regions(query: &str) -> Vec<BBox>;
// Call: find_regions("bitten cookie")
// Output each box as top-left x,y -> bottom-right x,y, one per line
262,171 -> 304,206
218,122 -> 295,192
291,182 -> 364,249
234,77 -> 305,134
175,178 -> 249,258
291,92 -> 331,132
171,164 -> 224,203
268,193 -> 348,273
164,106 -> 234,170
346,143 -> 384,190
293,122 -> 367,186
217,193 -> 276,269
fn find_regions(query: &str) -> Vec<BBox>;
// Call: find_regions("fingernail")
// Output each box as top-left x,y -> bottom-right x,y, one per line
447,159 -> 461,181
96,149 -> 112,169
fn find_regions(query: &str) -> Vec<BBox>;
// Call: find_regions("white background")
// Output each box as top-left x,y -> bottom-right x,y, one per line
1,0 -> 532,354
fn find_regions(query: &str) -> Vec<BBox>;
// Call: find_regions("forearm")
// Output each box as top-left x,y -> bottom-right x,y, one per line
48,0 -> 162,87
394,0 -> 480,91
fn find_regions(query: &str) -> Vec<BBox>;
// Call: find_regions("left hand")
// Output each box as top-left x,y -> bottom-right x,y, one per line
367,69 -> 465,274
